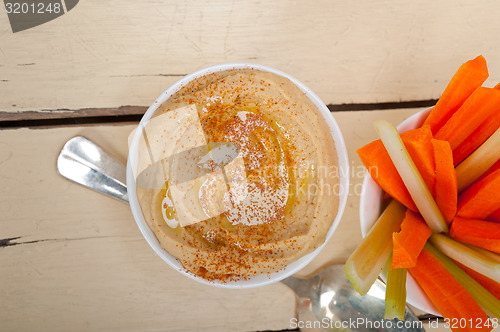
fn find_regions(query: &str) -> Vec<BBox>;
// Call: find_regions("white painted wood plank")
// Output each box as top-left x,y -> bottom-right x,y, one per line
1,1 -> 500,114
0,124 -> 295,332
2,109 -> 497,331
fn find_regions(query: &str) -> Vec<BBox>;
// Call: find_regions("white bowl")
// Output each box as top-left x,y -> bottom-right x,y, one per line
127,63 -> 350,288
359,107 -> 441,315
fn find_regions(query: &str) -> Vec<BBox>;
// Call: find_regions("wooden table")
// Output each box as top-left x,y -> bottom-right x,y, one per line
1,1 -> 499,331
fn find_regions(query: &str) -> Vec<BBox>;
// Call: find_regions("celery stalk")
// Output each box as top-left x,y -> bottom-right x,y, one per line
456,127 -> 500,192
345,200 -> 406,296
384,260 -> 407,320
373,120 -> 449,233
425,242 -> 500,319
430,233 -> 500,282
464,243 -> 500,263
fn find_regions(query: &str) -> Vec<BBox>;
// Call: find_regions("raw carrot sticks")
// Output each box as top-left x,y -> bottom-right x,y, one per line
405,130 -> 436,197
424,242 -> 500,319
488,208 -> 500,223
450,217 -> 500,254
435,87 -> 500,150
457,168 -> 500,220
391,210 -> 432,269
374,121 -> 448,233
456,128 -> 500,192
432,139 -> 457,223
357,125 -> 435,211
452,110 -> 500,166
430,233 -> 500,283
455,261 -> 500,300
423,55 -> 488,134
409,249 -> 491,332
351,56 -> 500,323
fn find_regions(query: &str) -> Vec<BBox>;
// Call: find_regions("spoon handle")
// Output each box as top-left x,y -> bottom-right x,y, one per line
281,275 -> 319,298
57,136 -> 129,203
280,275 -> 302,294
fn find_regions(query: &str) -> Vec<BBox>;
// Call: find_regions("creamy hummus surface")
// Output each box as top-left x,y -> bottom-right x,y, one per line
135,69 -> 339,281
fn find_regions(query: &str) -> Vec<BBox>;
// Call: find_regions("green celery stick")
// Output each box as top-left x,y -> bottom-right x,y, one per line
345,200 -> 406,296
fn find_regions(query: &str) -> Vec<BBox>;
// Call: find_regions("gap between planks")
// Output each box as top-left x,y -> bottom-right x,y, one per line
0,99 -> 436,129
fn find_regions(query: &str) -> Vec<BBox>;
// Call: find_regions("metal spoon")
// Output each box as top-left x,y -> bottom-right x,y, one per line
57,136 -> 128,203
282,265 -> 423,331
57,136 -> 425,331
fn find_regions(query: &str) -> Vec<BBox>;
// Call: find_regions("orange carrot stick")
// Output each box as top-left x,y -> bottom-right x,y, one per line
357,138 -> 416,208
435,87 -> 500,151
457,168 -> 500,220
409,249 -> 491,332
405,130 -> 436,197
488,208 -> 500,223
424,55 -> 488,134
452,109 -> 500,165
432,139 -> 457,223
455,261 -> 500,300
391,210 -> 432,269
450,217 -> 500,254
357,125 -> 435,211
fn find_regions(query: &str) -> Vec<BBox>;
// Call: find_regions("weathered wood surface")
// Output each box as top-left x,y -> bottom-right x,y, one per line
1,108 -> 476,332
2,0 -> 500,117
2,1 -> 500,330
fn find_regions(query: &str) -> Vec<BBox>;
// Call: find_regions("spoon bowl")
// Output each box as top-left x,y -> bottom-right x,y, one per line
282,264 -> 424,331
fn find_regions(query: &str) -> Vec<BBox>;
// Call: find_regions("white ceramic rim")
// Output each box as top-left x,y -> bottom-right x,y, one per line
126,63 -> 350,289
359,107 -> 441,315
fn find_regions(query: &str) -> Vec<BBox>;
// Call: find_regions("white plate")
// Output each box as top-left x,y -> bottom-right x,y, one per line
359,107 -> 440,315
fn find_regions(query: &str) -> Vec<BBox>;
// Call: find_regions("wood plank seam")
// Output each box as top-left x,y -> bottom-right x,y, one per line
0,235 -> 123,248
0,114 -> 144,129
0,100 -> 437,129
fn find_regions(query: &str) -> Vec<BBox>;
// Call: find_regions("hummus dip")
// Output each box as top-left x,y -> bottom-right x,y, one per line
135,69 -> 339,281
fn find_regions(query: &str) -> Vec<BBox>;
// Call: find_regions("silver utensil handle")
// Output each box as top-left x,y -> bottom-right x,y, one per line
281,275 -> 318,298
57,136 -> 129,204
